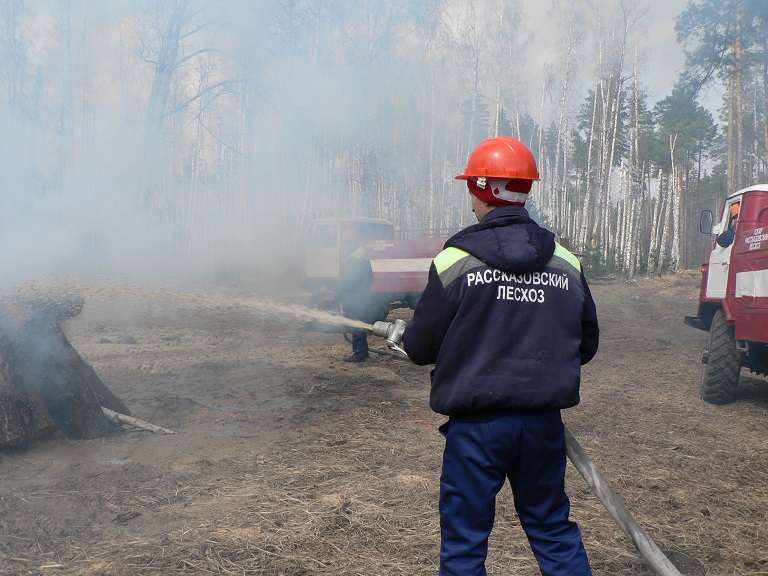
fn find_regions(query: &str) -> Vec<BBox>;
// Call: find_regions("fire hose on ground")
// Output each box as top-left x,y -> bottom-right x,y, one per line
369,320 -> 683,576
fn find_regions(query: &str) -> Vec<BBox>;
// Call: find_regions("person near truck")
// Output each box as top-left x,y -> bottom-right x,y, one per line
401,136 -> 600,576
716,201 -> 740,248
337,229 -> 376,362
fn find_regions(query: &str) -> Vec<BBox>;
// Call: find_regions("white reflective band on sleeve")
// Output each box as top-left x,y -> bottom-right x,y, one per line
371,258 -> 434,273
735,269 -> 768,297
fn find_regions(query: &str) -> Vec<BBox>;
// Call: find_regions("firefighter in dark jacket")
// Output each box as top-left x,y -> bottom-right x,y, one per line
402,136 -> 599,576
337,229 -> 376,362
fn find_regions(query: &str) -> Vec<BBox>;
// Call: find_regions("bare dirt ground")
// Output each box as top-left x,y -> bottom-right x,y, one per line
1,270 -> 767,575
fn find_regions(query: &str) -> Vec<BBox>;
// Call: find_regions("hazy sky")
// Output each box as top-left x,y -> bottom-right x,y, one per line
524,0 -> 720,112
640,0 -> 726,113
638,0 -> 689,100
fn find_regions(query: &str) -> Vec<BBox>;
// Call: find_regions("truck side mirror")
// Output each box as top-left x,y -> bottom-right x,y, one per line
700,210 -> 714,234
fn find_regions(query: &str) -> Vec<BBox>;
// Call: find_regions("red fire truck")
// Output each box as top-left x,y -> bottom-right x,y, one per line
685,184 -> 768,403
305,217 -> 449,321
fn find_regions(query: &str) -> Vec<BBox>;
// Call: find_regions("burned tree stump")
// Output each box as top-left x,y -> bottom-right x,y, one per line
0,328 -> 56,448
0,293 -> 130,447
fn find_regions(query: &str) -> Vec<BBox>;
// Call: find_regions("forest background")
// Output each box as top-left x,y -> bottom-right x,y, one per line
1,0 -> 765,288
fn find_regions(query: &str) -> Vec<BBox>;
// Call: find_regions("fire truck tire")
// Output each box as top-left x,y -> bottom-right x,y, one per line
700,309 -> 741,404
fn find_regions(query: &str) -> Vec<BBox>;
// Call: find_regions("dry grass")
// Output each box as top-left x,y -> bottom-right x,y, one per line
2,273 -> 768,575
3,399 -> 745,576
2,407 -> 445,575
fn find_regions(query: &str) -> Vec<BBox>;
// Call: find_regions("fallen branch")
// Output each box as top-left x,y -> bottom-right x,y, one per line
564,426 -> 682,576
101,407 -> 176,435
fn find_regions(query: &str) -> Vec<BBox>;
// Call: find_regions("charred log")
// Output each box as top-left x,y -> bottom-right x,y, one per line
0,293 -> 129,446
0,328 -> 57,448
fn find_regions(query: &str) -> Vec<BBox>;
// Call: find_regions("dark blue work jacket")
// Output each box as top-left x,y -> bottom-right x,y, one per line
403,206 -> 599,419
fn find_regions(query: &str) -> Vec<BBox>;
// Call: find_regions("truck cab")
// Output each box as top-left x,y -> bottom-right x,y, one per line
306,217 -> 394,288
685,185 -> 768,403
305,217 -> 448,317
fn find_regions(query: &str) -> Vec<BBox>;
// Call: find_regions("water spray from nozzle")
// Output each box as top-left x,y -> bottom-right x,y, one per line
6,279 -> 411,353
5,279 -> 375,331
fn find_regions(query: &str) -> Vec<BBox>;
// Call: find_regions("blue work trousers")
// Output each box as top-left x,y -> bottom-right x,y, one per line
439,411 -> 591,576
351,329 -> 369,358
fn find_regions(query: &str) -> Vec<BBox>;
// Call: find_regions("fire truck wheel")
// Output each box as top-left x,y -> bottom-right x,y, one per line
700,309 -> 741,404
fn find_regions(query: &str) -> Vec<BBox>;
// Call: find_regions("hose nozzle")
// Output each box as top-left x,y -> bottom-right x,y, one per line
371,319 -> 407,355
371,321 -> 391,338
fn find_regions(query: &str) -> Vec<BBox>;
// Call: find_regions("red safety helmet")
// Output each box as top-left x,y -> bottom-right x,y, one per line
456,137 -> 539,206
456,136 -> 539,181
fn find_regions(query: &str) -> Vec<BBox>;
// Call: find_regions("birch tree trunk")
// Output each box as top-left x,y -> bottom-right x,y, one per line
669,135 -> 681,273
727,72 -> 735,194
144,0 -> 188,139
579,81 -> 601,252
763,31 -> 768,181
465,2 -> 481,153
647,169 -> 663,274
656,175 -> 673,275
615,162 -> 626,272
552,2 -> 579,238
734,1 -> 744,191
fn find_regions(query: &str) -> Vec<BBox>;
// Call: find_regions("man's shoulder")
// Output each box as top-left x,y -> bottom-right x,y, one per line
433,246 -> 471,273
549,243 -> 582,274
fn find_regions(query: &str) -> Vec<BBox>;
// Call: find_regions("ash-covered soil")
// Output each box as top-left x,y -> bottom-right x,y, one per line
1,271 -> 767,575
